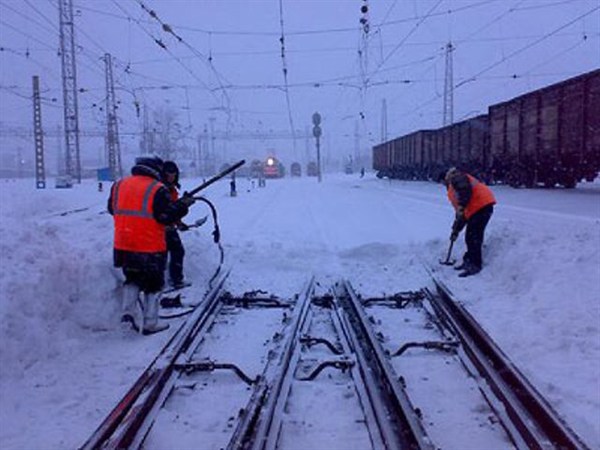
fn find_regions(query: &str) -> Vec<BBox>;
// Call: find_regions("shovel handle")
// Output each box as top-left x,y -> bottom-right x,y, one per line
440,240 -> 456,265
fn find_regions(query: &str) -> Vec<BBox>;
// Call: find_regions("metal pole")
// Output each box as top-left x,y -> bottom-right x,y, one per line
58,0 -> 81,183
316,136 -> 322,183
32,75 -> 46,189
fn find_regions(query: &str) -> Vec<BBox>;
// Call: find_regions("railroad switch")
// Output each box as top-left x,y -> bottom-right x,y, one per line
299,334 -> 344,355
296,356 -> 355,381
311,294 -> 335,309
174,359 -> 258,385
221,290 -> 292,309
390,340 -> 459,357
362,290 -> 426,308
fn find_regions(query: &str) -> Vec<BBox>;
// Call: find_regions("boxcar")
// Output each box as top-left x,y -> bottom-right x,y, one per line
373,69 -> 599,188
488,69 -> 600,187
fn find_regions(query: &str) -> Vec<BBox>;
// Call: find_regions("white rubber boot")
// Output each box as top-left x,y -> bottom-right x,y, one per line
121,284 -> 143,332
142,293 -> 169,335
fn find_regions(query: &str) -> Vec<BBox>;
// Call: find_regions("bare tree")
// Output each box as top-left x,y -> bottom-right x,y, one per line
150,106 -> 186,161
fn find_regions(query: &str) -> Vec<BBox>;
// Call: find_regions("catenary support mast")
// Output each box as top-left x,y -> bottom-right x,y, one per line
443,42 -> 454,126
58,0 -> 82,182
104,53 -> 123,180
32,76 -> 46,189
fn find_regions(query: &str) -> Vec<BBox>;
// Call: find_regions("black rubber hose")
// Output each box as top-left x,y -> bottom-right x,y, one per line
193,196 -> 224,290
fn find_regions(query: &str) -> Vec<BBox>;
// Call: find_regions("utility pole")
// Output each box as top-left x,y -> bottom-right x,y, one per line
312,112 -> 322,183
32,76 -> 46,189
203,124 -> 209,176
104,53 -> 122,180
58,0 -> 82,182
443,41 -> 454,126
209,117 -> 216,174
381,98 -> 388,143
354,120 -> 360,166
195,133 -> 202,177
141,105 -> 149,154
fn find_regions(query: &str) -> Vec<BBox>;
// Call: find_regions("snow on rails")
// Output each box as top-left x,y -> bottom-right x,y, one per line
80,273 -> 590,450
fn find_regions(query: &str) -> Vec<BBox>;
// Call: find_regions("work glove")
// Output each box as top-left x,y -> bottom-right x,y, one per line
451,208 -> 466,242
178,193 -> 195,207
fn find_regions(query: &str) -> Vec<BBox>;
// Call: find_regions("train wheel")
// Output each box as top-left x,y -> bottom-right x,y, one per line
561,176 -> 577,189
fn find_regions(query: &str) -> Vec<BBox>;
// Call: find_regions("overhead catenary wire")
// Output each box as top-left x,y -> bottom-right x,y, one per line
75,0 -> 503,37
121,30 -> 592,65
278,0 -> 297,152
131,0 -> 234,131
389,7 -> 598,135
370,0 -> 443,80
462,0 -> 526,41
455,4 -> 600,88
110,0 -> 226,115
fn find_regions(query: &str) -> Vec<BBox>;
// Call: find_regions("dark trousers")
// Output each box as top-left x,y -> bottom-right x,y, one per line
166,228 -> 185,285
123,268 -> 164,294
463,205 -> 494,269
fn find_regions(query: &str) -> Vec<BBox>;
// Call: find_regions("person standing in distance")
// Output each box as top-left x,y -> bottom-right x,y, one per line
161,161 -> 189,289
445,167 -> 496,277
108,156 -> 194,334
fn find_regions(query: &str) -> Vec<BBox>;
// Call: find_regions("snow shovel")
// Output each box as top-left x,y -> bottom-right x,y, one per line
182,216 -> 208,231
439,239 -> 457,265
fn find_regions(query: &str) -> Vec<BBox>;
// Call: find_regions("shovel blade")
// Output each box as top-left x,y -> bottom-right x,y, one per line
439,258 -> 456,266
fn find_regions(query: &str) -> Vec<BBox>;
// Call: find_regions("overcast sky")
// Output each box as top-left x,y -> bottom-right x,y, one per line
0,0 -> 598,171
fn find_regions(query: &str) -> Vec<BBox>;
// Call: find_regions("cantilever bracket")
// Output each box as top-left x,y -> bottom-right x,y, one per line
391,340 -> 459,357
174,360 -> 258,385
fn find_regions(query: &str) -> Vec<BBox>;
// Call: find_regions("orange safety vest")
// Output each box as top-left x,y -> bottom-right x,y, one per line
447,174 -> 496,219
168,185 -> 179,202
111,176 -> 167,253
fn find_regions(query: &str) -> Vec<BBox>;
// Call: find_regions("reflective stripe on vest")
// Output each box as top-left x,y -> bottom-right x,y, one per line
112,179 -> 160,217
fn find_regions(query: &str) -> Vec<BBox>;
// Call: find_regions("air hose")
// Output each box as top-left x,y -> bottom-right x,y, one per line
193,195 -> 224,291
159,195 -> 224,320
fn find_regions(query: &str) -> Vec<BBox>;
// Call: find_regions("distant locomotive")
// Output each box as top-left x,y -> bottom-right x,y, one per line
306,161 -> 318,177
263,156 -> 285,178
373,69 -> 600,188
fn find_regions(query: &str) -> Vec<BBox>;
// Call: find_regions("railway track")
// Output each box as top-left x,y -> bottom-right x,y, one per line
81,274 -> 590,450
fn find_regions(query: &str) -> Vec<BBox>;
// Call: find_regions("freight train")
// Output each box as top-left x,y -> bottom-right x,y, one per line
373,69 -> 600,188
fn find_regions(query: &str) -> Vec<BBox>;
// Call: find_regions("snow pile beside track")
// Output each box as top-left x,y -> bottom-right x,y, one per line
0,181 -> 119,379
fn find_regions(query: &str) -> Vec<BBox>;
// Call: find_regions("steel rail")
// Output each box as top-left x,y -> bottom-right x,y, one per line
80,270 -> 230,450
335,280 -> 434,450
427,277 -> 590,450
328,292 -> 386,450
226,277 -> 315,450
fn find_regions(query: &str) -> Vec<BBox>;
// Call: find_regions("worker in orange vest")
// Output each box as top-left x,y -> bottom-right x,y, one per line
161,161 -> 189,289
108,156 -> 194,334
445,168 -> 496,277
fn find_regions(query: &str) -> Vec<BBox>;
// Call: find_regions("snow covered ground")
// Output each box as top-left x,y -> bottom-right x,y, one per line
0,172 -> 598,449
